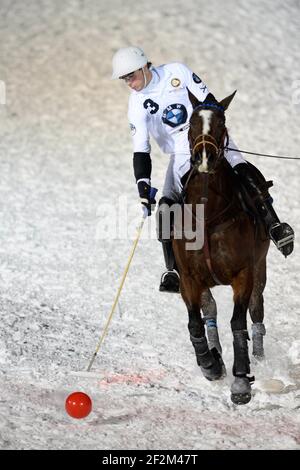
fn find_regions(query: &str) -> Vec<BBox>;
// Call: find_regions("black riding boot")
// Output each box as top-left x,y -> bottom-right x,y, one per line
159,241 -> 180,293
156,197 -> 180,293
234,163 -> 294,257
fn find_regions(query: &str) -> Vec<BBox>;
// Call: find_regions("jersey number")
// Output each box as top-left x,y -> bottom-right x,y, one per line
143,99 -> 159,114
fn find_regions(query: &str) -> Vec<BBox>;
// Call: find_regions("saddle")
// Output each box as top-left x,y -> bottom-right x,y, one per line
180,160 -> 273,241
233,161 -> 273,214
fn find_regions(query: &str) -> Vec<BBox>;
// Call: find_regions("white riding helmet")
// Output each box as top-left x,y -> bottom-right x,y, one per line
111,46 -> 148,80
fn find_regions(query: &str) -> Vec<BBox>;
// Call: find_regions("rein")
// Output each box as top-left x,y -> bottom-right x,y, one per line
224,146 -> 300,161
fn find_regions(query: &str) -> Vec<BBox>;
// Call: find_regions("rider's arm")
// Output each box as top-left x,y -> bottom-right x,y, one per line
128,94 -> 152,184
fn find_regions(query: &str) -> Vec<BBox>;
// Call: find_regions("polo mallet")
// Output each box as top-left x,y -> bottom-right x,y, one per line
86,187 -> 158,372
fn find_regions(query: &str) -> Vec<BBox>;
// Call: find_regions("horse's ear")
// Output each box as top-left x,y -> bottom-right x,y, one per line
187,88 -> 200,109
219,90 -> 237,110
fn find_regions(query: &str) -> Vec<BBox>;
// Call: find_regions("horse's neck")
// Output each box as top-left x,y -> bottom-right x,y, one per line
209,162 -> 236,203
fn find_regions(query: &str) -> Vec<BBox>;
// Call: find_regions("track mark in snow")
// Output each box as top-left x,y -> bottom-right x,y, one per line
98,369 -> 166,387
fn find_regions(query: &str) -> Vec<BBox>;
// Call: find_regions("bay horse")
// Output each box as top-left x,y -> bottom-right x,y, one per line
173,90 -> 270,404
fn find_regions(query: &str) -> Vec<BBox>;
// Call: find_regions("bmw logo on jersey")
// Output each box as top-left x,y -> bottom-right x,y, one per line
162,103 -> 188,128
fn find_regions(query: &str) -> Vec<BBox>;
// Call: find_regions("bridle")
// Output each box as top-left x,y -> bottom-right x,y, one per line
191,133 -> 226,172
192,133 -> 220,156
190,103 -> 228,173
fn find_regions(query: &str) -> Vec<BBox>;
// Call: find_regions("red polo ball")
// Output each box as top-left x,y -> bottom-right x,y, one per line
65,392 -> 92,419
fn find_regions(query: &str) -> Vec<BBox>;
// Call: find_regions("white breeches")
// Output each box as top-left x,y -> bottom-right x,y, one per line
162,135 -> 246,201
162,153 -> 191,201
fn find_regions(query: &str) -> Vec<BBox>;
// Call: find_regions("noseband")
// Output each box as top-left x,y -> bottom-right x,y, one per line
192,133 -> 220,156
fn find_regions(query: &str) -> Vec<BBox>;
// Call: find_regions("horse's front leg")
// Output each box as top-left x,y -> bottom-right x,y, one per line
230,268 -> 254,405
180,276 -> 223,381
188,305 -> 223,381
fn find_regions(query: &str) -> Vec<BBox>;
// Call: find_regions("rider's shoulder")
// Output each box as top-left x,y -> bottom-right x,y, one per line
155,62 -> 192,85
157,62 -> 189,75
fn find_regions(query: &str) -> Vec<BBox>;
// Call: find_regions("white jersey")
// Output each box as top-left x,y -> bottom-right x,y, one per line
128,62 -> 209,155
128,62 -> 245,200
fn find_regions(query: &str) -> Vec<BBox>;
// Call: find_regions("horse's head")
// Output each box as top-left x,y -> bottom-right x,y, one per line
188,90 -> 236,173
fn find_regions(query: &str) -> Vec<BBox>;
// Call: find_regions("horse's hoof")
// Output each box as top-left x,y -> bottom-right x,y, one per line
201,366 -> 223,381
230,377 -> 252,404
210,356 -> 227,378
231,392 -> 252,405
201,348 -> 224,381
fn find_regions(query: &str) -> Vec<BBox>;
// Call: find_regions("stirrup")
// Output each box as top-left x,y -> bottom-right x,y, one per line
159,270 -> 180,293
269,222 -> 294,255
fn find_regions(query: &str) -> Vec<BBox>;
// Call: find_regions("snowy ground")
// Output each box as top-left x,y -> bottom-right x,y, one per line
0,0 -> 299,450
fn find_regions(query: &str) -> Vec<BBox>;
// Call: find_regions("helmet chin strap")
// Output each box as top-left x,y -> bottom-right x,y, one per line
141,67 -> 152,89
142,68 -> 147,89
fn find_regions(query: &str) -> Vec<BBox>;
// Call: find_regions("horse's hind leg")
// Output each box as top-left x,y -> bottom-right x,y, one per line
230,268 -> 254,405
249,258 -> 267,359
201,289 -> 222,354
